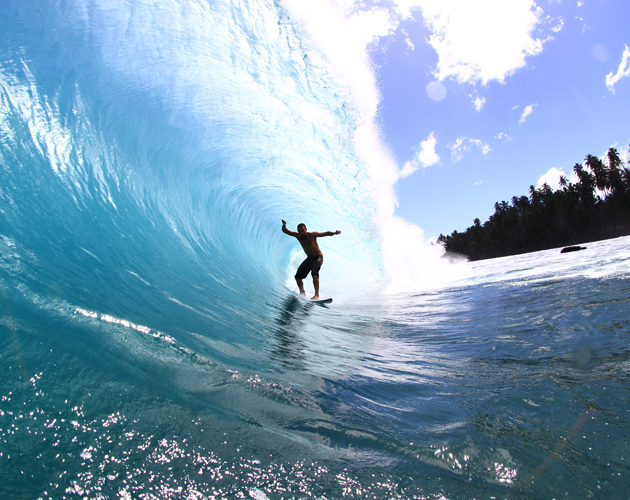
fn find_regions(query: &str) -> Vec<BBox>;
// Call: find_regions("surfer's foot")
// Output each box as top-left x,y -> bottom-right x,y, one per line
311,295 -> 319,300
299,290 -> 306,297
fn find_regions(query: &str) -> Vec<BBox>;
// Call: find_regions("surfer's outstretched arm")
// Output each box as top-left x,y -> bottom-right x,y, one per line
311,230 -> 341,237
281,219 -> 299,237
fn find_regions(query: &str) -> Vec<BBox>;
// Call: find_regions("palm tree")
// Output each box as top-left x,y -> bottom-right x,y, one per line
529,185 -> 541,205
607,147 -> 621,170
573,163 -> 596,206
586,154 -> 608,197
605,148 -> 625,197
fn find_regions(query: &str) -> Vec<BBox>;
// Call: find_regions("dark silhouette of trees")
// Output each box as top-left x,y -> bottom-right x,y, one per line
439,147 -> 630,260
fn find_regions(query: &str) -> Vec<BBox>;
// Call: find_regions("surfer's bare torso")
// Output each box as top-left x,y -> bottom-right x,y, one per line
296,232 -> 323,257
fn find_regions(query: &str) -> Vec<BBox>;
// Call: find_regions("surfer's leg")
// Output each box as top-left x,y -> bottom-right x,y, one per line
311,275 -> 319,300
295,259 -> 310,296
295,277 -> 306,296
310,255 -> 323,300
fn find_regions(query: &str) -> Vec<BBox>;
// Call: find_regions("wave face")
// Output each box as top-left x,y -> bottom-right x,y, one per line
0,0 -> 382,350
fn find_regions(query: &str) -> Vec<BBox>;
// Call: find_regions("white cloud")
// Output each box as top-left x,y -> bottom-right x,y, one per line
519,103 -> 536,124
451,136 -> 491,162
496,131 -> 512,142
404,35 -> 415,51
451,137 -> 466,162
400,132 -> 440,178
536,167 -> 577,191
471,95 -> 486,111
472,138 -> 491,156
606,44 -> 630,93
551,18 -> 564,33
391,0 -> 548,84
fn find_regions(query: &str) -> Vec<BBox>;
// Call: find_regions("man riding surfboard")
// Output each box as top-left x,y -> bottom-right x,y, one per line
282,219 -> 341,300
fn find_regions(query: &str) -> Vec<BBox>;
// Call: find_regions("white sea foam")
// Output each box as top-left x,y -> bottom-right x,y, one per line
281,0 -> 457,294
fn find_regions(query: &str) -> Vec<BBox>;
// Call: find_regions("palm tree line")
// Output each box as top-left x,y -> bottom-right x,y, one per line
438,147 -> 630,260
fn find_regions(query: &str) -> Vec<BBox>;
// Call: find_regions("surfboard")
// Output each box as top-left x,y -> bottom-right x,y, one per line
296,294 -> 332,305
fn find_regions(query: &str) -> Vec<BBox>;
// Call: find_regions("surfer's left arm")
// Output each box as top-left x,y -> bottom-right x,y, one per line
312,230 -> 341,237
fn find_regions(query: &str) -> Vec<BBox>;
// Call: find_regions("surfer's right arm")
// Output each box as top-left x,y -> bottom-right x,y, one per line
281,219 -> 299,237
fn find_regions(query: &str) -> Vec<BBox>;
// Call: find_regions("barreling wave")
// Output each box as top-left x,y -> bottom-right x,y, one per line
0,0 -> 394,354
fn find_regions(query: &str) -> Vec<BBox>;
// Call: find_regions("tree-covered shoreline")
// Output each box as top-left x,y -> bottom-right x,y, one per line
438,147 -> 630,261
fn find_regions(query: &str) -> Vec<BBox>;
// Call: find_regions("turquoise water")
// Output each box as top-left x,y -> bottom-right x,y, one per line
2,1 -> 630,498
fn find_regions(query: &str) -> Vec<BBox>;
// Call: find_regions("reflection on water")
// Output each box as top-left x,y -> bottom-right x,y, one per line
269,295 -> 310,370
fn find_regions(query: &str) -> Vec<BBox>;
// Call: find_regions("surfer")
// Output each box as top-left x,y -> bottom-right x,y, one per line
282,219 -> 341,300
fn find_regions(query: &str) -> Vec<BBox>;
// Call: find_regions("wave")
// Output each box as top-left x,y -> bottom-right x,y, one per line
0,0 -> 460,370
2,2 -> 373,291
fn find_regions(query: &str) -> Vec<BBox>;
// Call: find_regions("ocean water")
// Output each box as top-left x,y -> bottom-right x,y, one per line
2,1 -> 630,498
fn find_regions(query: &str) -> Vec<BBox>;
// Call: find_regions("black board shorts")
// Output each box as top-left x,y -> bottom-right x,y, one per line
295,255 -> 323,280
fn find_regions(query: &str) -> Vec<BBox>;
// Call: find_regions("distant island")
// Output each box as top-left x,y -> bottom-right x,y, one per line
438,147 -> 630,261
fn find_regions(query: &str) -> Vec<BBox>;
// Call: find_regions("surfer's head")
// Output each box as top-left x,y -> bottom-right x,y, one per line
297,223 -> 307,234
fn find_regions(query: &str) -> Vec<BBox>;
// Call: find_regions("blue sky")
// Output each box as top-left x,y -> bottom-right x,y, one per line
283,0 -> 630,239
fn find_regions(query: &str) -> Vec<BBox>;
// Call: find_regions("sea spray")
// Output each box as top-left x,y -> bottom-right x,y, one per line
281,0 -> 462,294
